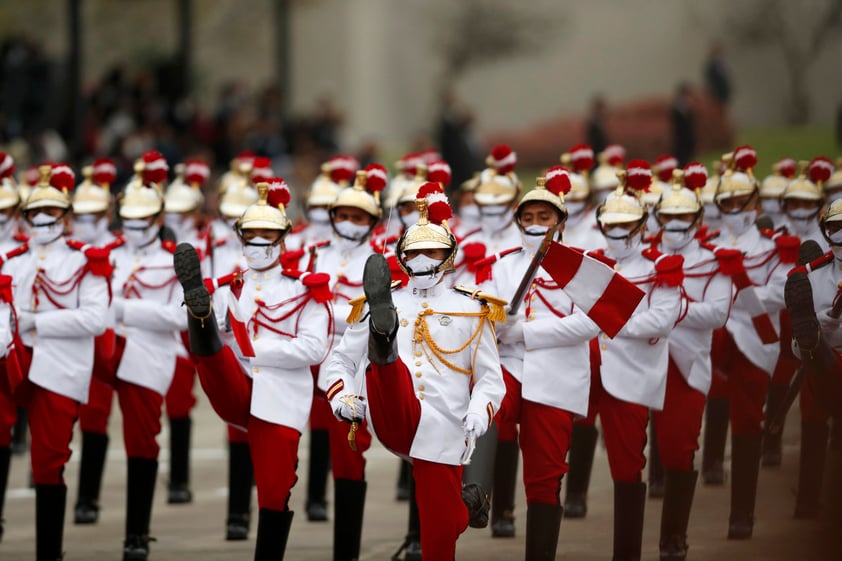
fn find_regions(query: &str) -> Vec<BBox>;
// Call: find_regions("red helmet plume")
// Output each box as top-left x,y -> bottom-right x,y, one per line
545,166 -> 572,196
364,163 -> 388,193
682,162 -> 707,189
266,177 -> 291,209
625,160 -> 652,191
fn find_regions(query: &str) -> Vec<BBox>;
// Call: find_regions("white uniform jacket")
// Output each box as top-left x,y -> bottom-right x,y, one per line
453,222 -> 522,288
325,281 -> 505,465
662,242 -> 732,394
3,238 -> 108,402
807,254 -> 842,352
111,240 -> 187,395
230,267 -> 332,431
715,227 -> 789,374
597,249 -> 682,410
492,249 -> 599,417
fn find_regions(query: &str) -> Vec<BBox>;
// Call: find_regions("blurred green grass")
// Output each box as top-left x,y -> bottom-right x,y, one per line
699,126 -> 839,170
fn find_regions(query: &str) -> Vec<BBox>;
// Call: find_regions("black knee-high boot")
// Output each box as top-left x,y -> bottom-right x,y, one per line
123,458 -> 158,561
227,441 -> 254,540
306,428 -> 330,520
648,416 -> 665,498
0,446 -> 10,542
613,481 -> 646,561
167,416 -> 193,504
35,483 -> 67,561
564,424 -> 598,518
761,383 -> 787,467
728,434 -> 762,539
174,243 -> 222,357
333,479 -> 367,561
659,470 -> 698,561
525,502 -> 563,561
702,397 -> 730,485
491,438 -> 518,537
254,509 -> 294,561
74,431 -> 109,524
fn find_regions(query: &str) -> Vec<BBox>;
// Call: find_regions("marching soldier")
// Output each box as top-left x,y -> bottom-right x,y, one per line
324,182 -> 505,561
71,159 -> 121,526
758,158 -> 796,231
709,146 -> 796,539
174,178 -> 333,561
490,168 -> 600,559
162,159 -> 211,504
590,161 -> 683,560
3,164 -> 109,560
650,164 -> 733,560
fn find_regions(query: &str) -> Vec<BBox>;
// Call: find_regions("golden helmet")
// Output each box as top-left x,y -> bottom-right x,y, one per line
238,179 -> 292,231
824,157 -> 842,193
331,170 -> 382,219
218,152 -> 255,195
119,159 -> 163,219
517,167 -> 570,218
72,166 -> 110,214
715,146 -> 758,203
822,197 -> 842,225
590,145 -> 625,192
760,158 -> 796,198
397,165 -> 429,205
656,167 -> 704,216
473,168 -> 519,206
306,163 -> 342,207
0,152 -> 19,211
164,160 -> 208,213
397,182 -> 457,275
597,168 -> 646,225
781,159 -> 829,202
219,163 -> 258,219
23,164 -> 73,212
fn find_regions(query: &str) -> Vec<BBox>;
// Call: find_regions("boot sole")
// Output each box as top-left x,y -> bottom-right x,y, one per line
174,243 -> 210,317
785,272 -> 819,352
363,255 -> 396,336
798,239 -> 825,266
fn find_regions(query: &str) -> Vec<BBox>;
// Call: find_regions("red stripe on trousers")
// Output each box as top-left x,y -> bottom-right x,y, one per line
117,380 -> 164,459
652,359 -> 706,471
715,331 -> 770,435
590,366 -> 648,482
165,355 -> 197,419
497,368 -> 573,505
79,376 -> 115,434
29,385 -> 79,484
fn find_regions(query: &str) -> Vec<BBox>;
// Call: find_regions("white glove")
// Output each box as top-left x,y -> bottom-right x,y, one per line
112,298 -> 126,322
818,309 -> 841,334
463,412 -> 488,438
17,310 -> 35,333
333,394 -> 367,423
498,320 -> 524,345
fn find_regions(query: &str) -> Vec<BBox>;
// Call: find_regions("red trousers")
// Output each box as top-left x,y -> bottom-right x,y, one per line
652,360 -> 706,471
165,355 -> 197,419
194,345 -> 300,511
800,351 -> 842,423
497,369 -> 573,506
366,359 -> 468,561
575,339 -> 602,427
79,376 -> 115,435
28,385 -> 79,484
771,311 -> 799,386
0,359 -> 16,447
712,331 -> 770,435
590,367 -> 649,483
312,365 -> 371,481
117,381 -> 164,459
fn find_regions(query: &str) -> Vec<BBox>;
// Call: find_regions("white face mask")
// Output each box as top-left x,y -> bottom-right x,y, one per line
760,199 -> 782,216
459,204 -> 481,226
165,212 -> 194,241
123,218 -> 160,249
307,207 -> 330,225
828,229 -> 842,246
521,224 -> 549,254
405,254 -> 446,290
243,236 -> 282,270
400,210 -> 420,228
28,212 -> 65,245
720,209 -> 758,236
646,213 -> 660,235
704,203 -> 721,221
661,219 -> 696,251
333,220 -> 371,242
603,227 -> 641,259
0,214 -> 16,240
74,215 -> 109,244
480,206 -> 514,232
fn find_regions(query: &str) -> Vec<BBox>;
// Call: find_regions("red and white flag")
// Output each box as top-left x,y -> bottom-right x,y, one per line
539,241 -> 645,338
227,291 -> 255,357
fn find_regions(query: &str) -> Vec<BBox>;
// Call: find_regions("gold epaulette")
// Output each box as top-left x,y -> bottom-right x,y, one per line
453,285 -> 508,323
346,280 -> 403,324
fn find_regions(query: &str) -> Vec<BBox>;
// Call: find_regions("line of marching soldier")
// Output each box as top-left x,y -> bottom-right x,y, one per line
0,143 -> 840,561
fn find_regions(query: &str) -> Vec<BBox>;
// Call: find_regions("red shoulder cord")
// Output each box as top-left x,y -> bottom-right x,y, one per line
121,265 -> 179,300
524,277 -> 571,319
250,289 -> 335,360
333,274 -> 363,302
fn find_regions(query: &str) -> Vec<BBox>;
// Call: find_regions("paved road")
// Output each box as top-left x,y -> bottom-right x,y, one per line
2,394 -> 836,560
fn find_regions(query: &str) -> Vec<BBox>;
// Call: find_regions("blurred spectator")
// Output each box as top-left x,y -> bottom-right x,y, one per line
0,36 -> 51,141
310,94 -> 343,155
436,89 -> 482,193
704,43 -> 731,108
671,83 -> 696,167
585,94 -> 609,157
